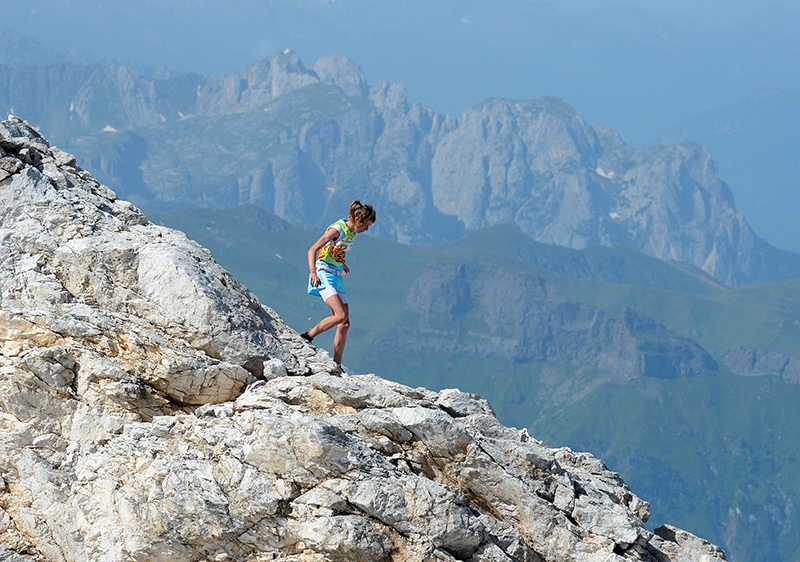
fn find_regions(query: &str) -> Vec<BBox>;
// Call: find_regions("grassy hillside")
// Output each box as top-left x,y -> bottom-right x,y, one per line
150,205 -> 800,562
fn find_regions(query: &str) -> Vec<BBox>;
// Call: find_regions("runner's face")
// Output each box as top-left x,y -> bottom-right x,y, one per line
355,219 -> 374,233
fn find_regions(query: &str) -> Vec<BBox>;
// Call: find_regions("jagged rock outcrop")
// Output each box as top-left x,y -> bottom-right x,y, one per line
0,115 -> 335,399
722,346 -> 800,384
0,117 -> 727,561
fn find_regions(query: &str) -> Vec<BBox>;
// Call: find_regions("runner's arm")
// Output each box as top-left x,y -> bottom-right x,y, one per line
307,228 -> 340,285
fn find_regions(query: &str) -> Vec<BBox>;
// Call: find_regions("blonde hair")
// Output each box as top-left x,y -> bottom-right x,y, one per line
349,200 -> 376,225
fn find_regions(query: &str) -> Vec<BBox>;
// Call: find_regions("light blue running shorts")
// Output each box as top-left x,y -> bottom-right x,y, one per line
308,263 -> 348,304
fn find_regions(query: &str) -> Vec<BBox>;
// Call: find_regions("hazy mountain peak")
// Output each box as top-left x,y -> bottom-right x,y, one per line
313,52 -> 369,98
658,86 -> 800,253
195,49 -> 320,115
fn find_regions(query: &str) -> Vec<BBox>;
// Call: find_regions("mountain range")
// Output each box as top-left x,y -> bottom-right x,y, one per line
2,48 -> 798,287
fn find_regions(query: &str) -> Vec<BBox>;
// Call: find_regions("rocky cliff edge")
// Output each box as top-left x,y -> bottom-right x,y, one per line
0,117 -> 725,562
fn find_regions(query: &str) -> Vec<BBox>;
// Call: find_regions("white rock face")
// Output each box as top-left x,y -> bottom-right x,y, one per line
0,117 -> 726,562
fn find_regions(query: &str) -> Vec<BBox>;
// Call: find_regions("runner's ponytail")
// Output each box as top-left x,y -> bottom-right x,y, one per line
349,200 -> 376,225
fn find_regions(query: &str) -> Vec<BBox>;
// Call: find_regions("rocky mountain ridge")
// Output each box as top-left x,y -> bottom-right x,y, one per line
4,49 -> 800,286
395,260 -> 718,379
0,117 -> 728,561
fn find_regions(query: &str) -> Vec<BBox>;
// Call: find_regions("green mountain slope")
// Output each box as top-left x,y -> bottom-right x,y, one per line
151,204 -> 800,562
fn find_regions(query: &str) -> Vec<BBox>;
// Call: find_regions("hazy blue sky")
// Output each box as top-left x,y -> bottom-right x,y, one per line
560,0 -> 783,20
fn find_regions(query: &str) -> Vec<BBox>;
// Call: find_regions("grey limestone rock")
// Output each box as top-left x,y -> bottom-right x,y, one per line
0,116 -> 335,401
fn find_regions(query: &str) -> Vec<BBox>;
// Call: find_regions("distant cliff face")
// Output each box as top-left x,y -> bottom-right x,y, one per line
0,117 -> 727,561
429,98 -> 766,287
395,260 -> 718,380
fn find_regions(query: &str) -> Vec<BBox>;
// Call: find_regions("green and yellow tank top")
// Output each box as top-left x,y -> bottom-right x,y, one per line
316,219 -> 355,269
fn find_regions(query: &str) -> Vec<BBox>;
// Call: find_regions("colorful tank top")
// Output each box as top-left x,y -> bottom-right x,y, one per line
316,219 -> 355,269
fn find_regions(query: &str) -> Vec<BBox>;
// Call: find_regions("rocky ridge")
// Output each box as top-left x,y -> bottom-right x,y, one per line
722,345 -> 800,384
397,260 -> 718,380
0,117 -> 728,561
